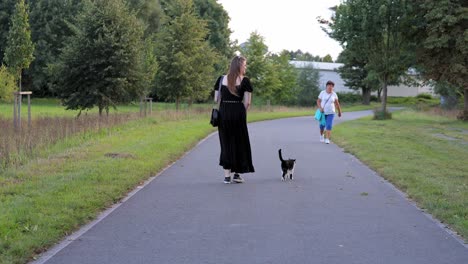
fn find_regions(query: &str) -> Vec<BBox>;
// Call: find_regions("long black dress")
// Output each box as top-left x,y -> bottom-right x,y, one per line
214,76 -> 255,174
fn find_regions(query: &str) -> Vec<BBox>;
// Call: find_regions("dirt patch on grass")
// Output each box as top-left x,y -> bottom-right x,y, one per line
104,153 -> 136,159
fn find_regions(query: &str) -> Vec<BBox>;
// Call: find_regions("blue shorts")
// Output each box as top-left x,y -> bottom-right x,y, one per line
319,114 -> 335,131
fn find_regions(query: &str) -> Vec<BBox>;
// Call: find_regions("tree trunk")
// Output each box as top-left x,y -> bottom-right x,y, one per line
18,69 -> 22,92
362,87 -> 371,105
381,76 -> 388,113
461,88 -> 468,121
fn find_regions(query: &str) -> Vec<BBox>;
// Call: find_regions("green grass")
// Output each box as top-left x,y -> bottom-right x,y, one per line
0,99 -> 213,119
0,107 -> 312,264
0,97 -> 382,120
333,109 -> 468,240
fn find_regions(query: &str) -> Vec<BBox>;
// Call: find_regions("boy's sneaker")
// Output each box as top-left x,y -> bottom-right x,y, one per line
233,174 -> 244,183
224,176 -> 231,184
325,138 -> 330,144
320,135 -> 325,142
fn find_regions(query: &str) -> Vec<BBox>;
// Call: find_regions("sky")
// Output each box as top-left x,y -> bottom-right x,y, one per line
217,0 -> 343,60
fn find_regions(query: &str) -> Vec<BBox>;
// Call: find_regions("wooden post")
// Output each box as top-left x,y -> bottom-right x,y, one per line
13,93 -> 17,130
149,99 -> 152,114
139,96 -> 143,117
27,94 -> 31,129
18,93 -> 22,130
13,91 -> 32,131
143,98 -> 153,116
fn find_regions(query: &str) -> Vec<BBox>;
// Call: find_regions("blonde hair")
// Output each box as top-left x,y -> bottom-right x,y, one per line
227,56 -> 246,95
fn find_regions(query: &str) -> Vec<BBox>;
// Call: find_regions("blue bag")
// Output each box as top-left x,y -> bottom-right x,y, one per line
314,109 -> 326,126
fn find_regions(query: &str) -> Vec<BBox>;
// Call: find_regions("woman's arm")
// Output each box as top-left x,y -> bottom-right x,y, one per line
317,98 -> 323,112
243,92 -> 251,110
335,99 -> 342,117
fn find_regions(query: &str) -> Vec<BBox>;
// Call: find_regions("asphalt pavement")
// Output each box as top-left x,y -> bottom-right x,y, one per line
35,110 -> 468,264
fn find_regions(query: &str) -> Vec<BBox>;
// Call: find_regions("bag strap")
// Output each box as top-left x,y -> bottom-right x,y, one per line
215,75 -> 224,108
323,93 -> 333,108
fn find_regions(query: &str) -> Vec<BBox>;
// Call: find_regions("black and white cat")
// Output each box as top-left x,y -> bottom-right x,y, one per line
278,149 -> 296,181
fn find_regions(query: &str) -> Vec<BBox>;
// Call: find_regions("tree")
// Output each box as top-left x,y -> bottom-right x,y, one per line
155,0 -> 216,109
3,0 -> 35,92
241,32 -> 270,98
0,0 -> 16,65
28,0 -> 83,96
54,0 -> 147,116
407,0 -> 467,120
0,65 -> 16,102
127,0 -> 163,37
326,0 -> 414,116
270,52 -> 298,104
337,49 -> 380,104
193,0 -> 233,75
322,54 -> 333,62
283,49 -> 322,61
294,64 -> 320,106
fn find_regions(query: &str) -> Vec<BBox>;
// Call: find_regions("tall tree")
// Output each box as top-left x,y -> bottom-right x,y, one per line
54,0 -> 147,116
326,0 -> 414,116
193,0 -> 233,74
3,0 -> 35,92
155,0 -> 216,109
28,0 -> 83,96
270,52 -> 298,104
407,0 -> 467,120
241,32 -> 270,98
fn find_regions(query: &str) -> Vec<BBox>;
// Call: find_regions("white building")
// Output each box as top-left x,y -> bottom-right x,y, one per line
290,60 -> 434,96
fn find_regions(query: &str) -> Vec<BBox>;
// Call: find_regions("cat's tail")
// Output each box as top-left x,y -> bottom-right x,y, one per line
278,149 -> 284,162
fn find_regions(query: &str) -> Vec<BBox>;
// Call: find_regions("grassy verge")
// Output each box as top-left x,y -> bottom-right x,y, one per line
0,108 -> 311,264
333,109 -> 468,240
0,99 -> 216,119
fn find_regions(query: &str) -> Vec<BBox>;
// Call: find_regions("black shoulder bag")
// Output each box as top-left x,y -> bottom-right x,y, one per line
210,76 -> 223,127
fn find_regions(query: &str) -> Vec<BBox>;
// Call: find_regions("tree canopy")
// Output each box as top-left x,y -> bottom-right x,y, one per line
3,0 -> 35,91
54,0 -> 147,116
155,0 -> 216,109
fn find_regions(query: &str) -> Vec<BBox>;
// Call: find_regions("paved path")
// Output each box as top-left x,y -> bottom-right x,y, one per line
37,111 -> 468,264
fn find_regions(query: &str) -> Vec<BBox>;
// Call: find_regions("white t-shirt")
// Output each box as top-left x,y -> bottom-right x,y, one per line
318,91 -> 338,115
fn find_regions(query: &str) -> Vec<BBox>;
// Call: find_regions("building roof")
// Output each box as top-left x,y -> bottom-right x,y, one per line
289,61 -> 344,71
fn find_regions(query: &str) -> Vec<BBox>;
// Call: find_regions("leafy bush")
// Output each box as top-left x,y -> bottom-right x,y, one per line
0,65 -> 16,102
416,93 -> 433,99
336,92 -> 362,103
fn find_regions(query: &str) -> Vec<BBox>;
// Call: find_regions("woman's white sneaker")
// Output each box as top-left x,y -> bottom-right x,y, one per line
325,138 -> 330,144
320,135 -> 325,142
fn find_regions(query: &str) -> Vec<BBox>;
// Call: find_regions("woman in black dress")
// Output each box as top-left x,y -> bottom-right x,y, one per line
214,56 -> 255,184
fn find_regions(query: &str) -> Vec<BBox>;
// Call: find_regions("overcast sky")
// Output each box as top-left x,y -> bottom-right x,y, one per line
217,0 -> 343,60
